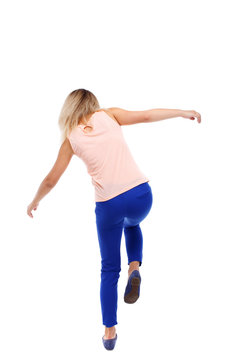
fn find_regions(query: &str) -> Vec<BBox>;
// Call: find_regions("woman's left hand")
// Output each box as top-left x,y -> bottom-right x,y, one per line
27,201 -> 39,218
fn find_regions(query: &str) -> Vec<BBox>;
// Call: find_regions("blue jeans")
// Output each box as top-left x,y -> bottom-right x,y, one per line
95,181 -> 153,327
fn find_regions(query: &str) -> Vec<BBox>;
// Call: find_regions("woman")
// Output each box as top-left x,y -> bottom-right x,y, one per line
27,89 -> 201,350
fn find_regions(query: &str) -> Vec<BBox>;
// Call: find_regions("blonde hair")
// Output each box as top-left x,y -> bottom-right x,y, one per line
58,88 -> 101,144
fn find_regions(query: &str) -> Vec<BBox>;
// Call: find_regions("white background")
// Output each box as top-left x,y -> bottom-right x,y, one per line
0,0 -> 239,358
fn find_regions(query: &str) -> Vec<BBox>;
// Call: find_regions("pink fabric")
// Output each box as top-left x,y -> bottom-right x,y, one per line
67,110 -> 150,202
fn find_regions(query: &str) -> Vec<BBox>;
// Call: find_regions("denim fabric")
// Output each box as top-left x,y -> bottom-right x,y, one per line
95,181 -> 153,327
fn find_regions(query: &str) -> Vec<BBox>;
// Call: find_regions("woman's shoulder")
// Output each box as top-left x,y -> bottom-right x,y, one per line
98,108 -> 119,125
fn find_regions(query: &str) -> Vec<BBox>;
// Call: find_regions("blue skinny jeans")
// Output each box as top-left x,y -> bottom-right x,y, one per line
95,181 -> 153,327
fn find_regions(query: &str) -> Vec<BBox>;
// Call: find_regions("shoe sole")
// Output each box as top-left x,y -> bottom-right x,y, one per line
124,277 -> 141,304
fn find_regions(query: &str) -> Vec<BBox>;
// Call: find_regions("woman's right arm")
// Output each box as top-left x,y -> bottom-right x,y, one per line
109,107 -> 201,126
147,108 -> 201,123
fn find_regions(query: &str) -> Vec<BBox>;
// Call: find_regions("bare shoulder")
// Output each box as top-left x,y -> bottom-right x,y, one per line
104,107 -> 149,126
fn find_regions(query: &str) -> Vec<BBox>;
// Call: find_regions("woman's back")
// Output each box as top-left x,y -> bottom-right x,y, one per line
67,109 -> 149,202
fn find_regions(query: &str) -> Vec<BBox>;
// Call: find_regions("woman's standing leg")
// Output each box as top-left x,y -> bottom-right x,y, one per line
97,220 -> 124,327
95,195 -> 125,337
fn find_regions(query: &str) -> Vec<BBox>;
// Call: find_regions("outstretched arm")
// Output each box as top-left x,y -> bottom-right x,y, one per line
27,138 -> 74,218
147,108 -> 201,123
108,107 -> 201,125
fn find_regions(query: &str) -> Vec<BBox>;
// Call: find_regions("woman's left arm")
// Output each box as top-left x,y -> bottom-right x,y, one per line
27,138 -> 74,218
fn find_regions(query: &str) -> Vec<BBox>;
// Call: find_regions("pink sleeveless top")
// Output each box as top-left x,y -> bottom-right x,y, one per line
67,110 -> 150,202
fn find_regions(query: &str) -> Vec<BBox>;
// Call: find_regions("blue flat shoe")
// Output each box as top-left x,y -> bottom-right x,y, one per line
102,333 -> 118,350
124,269 -> 141,304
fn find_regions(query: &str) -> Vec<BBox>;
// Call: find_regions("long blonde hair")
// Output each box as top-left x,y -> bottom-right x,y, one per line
58,88 -> 101,144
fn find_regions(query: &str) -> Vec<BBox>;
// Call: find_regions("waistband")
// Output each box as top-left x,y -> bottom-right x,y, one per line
96,181 -> 151,204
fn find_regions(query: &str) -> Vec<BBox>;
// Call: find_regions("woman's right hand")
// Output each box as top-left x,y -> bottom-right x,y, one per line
182,110 -> 201,123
